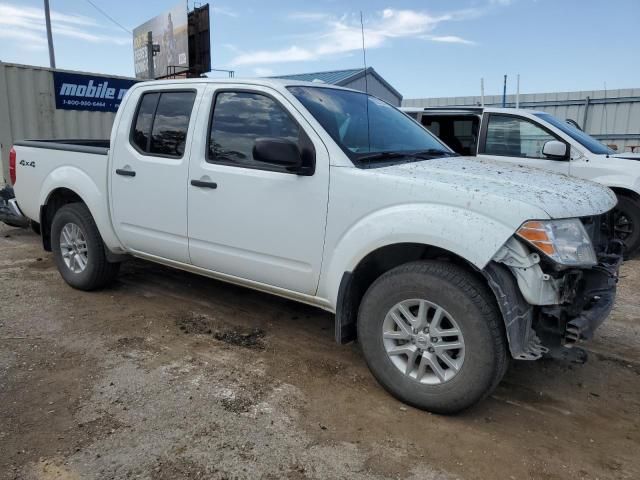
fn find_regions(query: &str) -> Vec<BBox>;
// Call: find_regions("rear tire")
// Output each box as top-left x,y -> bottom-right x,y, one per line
613,195 -> 640,257
51,203 -> 120,290
357,260 -> 508,414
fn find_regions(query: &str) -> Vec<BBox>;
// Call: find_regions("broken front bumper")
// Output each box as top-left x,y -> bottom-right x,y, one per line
485,239 -> 623,361
540,242 -> 623,347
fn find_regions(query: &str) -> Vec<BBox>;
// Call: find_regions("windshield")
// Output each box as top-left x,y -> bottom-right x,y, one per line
534,113 -> 614,155
287,86 -> 453,165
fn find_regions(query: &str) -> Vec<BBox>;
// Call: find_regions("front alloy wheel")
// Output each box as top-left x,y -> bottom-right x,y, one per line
383,299 -> 465,385
357,260 -> 509,414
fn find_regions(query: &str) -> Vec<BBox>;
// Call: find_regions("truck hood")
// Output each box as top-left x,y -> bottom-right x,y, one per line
376,156 -> 617,220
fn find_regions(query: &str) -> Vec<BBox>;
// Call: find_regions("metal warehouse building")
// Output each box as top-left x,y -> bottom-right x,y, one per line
403,88 -> 640,153
272,67 -> 403,107
0,62 -> 136,184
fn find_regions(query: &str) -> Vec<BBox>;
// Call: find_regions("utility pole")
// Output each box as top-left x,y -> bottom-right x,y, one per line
44,0 -> 56,68
502,75 -> 507,108
146,31 -> 155,79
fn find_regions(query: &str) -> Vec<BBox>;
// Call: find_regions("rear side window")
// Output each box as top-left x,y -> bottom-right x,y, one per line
131,91 -> 196,158
132,93 -> 159,152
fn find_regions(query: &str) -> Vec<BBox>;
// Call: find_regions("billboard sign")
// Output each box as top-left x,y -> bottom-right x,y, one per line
53,71 -> 137,112
133,2 -> 189,79
188,4 -> 211,75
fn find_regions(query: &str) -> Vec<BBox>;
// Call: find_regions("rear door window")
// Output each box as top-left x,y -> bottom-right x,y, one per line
130,90 -> 196,158
132,93 -> 159,152
422,115 -> 479,155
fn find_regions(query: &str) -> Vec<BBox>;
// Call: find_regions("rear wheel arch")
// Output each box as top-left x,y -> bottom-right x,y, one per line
40,188 -> 86,251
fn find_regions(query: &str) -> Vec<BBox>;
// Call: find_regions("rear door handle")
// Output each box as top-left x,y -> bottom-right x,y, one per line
116,169 -> 136,177
191,179 -> 217,189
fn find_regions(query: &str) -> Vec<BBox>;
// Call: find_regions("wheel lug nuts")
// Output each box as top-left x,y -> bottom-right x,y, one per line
428,347 -> 435,353
431,337 -> 438,343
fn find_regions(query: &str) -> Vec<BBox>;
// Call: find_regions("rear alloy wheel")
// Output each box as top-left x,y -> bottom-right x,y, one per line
613,195 -> 640,257
51,203 -> 120,290
60,222 -> 89,273
358,260 -> 508,414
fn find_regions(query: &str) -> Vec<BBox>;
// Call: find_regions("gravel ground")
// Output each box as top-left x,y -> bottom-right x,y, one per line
1,223 -> 639,480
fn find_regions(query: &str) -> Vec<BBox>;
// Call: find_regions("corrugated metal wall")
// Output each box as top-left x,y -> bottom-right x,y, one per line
0,62 -> 134,183
344,73 -> 402,106
403,88 -> 640,153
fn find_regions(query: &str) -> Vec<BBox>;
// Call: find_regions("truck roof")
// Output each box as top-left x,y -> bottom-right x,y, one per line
130,77 -> 358,93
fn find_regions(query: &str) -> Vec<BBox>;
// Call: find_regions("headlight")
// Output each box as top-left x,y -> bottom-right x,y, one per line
517,219 -> 597,266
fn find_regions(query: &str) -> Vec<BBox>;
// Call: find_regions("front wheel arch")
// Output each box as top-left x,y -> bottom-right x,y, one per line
608,188 -> 640,256
335,243 -> 492,344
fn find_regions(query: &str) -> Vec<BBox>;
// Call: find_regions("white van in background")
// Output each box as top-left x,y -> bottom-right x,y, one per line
403,106 -> 640,255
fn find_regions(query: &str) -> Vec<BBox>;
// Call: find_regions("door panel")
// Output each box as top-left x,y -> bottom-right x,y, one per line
110,88 -> 201,263
187,86 -> 329,294
478,113 -> 570,175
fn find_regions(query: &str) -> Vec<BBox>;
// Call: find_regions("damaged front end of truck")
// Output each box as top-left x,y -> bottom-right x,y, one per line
484,214 -> 623,362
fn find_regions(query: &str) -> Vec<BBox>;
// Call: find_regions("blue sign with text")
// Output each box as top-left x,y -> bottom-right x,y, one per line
53,72 -> 137,112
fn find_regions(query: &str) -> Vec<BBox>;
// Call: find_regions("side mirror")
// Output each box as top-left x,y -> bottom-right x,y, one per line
542,140 -> 568,160
253,138 -> 302,171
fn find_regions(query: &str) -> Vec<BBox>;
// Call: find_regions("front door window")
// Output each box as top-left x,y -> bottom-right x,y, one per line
485,114 -> 558,159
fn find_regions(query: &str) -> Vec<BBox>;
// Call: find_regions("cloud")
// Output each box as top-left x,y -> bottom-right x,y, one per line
229,5 -> 496,67
232,46 -> 315,66
0,2 -> 129,50
212,6 -> 237,18
423,35 -> 477,45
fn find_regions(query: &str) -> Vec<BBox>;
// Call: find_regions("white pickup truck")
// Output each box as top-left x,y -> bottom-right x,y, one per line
10,79 -> 622,413
402,106 -> 640,255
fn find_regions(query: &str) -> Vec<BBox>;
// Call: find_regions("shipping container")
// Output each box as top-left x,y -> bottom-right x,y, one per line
0,62 -> 136,184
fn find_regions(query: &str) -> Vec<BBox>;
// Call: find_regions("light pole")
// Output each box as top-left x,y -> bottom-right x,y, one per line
44,0 -> 56,68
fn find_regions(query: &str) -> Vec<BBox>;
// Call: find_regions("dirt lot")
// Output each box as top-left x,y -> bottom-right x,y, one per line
1,223 -> 639,480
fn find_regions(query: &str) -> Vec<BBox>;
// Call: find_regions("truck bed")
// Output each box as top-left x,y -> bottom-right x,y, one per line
11,140 -> 111,225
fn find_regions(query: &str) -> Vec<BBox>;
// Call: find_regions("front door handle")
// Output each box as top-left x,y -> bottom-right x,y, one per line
191,179 -> 217,189
116,169 -> 136,177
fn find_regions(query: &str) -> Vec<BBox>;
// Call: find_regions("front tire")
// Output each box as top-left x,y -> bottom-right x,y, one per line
613,195 -> 640,257
51,203 -> 120,290
357,260 -> 508,414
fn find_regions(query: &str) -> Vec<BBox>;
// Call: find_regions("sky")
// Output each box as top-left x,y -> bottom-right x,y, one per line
0,0 -> 639,99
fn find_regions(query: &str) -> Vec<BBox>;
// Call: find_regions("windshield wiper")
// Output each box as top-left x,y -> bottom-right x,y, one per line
356,151 -> 414,162
413,149 -> 457,158
357,149 -> 457,164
